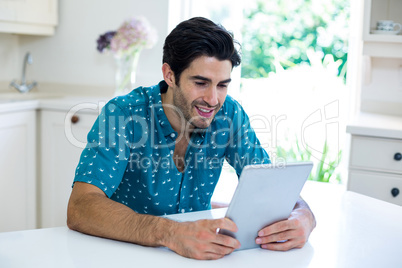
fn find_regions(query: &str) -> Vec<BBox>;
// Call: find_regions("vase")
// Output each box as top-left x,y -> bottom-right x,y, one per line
114,50 -> 141,96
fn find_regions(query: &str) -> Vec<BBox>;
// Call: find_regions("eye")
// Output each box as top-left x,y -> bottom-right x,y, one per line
195,81 -> 207,86
218,84 -> 228,89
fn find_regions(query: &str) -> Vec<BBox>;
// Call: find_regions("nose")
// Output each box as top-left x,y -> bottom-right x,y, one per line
203,86 -> 219,107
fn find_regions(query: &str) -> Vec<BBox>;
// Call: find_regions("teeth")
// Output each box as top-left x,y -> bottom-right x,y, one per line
198,107 -> 212,113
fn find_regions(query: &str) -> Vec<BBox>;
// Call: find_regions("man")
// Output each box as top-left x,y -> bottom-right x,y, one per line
67,17 -> 316,260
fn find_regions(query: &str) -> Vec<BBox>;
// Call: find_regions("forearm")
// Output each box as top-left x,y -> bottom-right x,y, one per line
67,184 -> 176,247
67,182 -> 240,260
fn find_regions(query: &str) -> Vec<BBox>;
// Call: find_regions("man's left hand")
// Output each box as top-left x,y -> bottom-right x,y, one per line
255,198 -> 316,251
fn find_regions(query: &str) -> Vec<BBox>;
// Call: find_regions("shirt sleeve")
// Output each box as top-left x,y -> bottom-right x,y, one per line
73,100 -> 134,197
224,100 -> 271,177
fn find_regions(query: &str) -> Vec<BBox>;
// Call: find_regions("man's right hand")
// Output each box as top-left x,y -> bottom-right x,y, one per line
164,218 -> 240,260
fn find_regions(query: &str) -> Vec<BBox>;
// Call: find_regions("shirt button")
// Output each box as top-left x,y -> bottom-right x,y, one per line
181,209 -> 185,213
171,133 -> 176,138
170,150 -> 174,155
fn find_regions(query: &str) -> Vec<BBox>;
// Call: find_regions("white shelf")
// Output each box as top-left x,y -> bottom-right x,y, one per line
362,0 -> 402,58
363,41 -> 402,58
364,33 -> 402,43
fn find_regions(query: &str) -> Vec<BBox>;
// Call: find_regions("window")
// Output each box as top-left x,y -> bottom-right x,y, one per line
168,0 -> 356,205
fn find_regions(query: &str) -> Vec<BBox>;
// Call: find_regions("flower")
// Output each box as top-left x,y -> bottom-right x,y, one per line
96,31 -> 116,53
96,17 -> 157,56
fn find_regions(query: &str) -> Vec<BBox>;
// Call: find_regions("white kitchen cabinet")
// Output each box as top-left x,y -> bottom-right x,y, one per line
0,110 -> 36,232
363,0 -> 402,58
40,109 -> 97,228
359,0 -> 402,116
348,2 -> 402,203
347,113 -> 402,205
0,0 -> 58,36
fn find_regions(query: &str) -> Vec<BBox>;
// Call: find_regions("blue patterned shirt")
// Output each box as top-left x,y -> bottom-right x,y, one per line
73,81 -> 270,215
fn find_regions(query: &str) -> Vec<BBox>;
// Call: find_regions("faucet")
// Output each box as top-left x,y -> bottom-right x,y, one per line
10,52 -> 37,93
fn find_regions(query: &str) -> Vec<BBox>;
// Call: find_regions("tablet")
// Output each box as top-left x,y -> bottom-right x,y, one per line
219,162 -> 313,250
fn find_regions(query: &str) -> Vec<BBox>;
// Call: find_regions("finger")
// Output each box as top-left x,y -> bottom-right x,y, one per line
204,253 -> 225,260
258,219 -> 296,237
211,218 -> 238,233
206,242 -> 237,256
214,233 -> 241,249
256,229 -> 296,245
200,252 -> 225,260
260,237 -> 306,251
190,251 -> 225,260
260,240 -> 296,251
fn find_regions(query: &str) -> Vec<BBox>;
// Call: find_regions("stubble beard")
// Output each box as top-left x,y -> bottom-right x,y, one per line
172,86 -> 217,130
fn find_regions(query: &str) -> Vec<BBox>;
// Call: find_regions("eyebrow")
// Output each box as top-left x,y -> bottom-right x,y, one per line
190,75 -> 232,84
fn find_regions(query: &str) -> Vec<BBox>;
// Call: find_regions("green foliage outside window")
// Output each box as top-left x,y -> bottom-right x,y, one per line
277,137 -> 342,184
239,0 -> 349,183
241,0 -> 350,80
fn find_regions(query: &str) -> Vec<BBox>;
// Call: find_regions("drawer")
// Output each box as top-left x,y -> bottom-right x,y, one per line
350,136 -> 402,174
348,170 -> 402,206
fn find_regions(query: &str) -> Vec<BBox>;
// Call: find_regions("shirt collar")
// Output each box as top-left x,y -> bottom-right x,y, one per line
151,81 -> 177,138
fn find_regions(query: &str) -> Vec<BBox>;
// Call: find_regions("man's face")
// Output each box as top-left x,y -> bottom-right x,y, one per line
172,56 -> 232,129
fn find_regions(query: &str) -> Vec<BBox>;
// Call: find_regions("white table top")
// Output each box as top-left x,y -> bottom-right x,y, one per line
1,182 -> 402,268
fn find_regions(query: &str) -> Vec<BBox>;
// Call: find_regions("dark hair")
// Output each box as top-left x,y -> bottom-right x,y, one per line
163,17 -> 241,84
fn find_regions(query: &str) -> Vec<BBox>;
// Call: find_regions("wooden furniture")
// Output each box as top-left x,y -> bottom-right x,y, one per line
360,0 -> 402,115
40,109 -> 98,227
362,0 -> 402,58
347,0 -> 402,205
0,109 -> 36,232
0,95 -> 105,232
347,112 -> 402,205
0,0 -> 58,35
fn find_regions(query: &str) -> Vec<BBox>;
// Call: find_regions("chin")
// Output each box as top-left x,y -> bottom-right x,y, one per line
192,121 -> 210,129
191,117 -> 213,129
190,106 -> 221,128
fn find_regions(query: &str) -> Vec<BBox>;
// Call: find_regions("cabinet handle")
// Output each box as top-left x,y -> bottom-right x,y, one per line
391,188 -> 400,198
71,115 -> 80,124
394,153 -> 402,161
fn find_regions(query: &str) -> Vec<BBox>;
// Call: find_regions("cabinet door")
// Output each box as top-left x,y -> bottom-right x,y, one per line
40,110 -> 97,228
0,110 -> 36,232
0,0 -> 58,35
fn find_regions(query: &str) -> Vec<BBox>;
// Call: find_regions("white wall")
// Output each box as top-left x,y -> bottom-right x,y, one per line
0,34 -> 19,83
1,0 -> 169,95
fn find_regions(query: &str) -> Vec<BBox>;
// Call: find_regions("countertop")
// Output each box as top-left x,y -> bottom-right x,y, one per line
1,181 -> 401,268
0,92 -> 111,114
346,111 -> 402,139
0,99 -> 39,113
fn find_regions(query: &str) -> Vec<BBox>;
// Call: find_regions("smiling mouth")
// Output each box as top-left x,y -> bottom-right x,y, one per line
195,106 -> 215,118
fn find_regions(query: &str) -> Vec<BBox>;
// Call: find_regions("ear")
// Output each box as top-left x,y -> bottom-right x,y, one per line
162,63 -> 176,87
